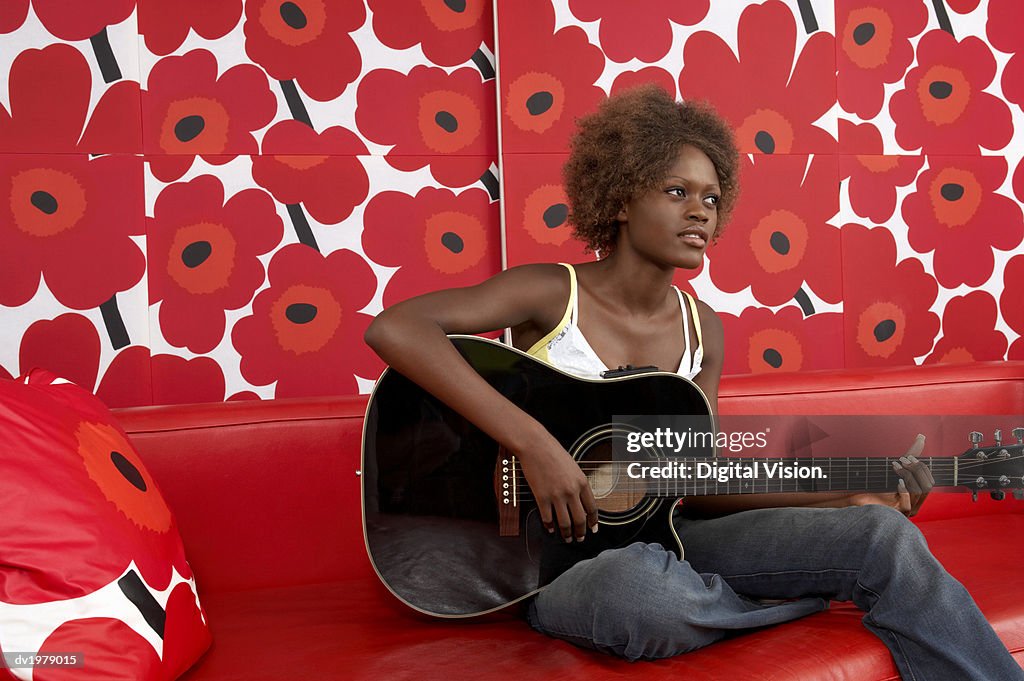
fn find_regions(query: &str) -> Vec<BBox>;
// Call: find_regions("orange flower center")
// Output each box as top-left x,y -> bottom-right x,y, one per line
523,184 -> 571,246
916,64 -> 970,125
735,109 -> 795,154
856,301 -> 907,358
10,167 -> 87,237
929,167 -> 982,227
749,209 -> 808,274
270,283 -> 342,354
506,72 -> 565,134
842,8 -> 894,70
167,221 -> 238,294
423,210 -> 487,274
76,421 -> 172,533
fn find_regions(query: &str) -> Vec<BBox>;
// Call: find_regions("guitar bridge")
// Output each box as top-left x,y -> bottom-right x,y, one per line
494,447 -> 520,536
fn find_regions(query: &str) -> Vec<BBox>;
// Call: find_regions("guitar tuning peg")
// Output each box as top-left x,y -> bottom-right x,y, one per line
971,490 -> 979,502
994,429 -> 1002,447
969,431 -> 983,448
990,490 -> 1006,501
1012,427 -> 1024,445
1015,490 -> 1024,501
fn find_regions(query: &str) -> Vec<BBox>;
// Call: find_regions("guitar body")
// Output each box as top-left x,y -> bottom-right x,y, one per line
362,335 -> 714,617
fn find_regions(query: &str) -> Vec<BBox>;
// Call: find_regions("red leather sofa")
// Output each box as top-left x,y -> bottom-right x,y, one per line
115,361 -> 1024,680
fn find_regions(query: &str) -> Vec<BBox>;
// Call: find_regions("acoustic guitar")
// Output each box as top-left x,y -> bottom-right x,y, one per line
361,335 -> 1024,617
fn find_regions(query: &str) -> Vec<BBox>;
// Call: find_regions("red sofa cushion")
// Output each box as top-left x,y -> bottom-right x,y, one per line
0,371 -> 211,681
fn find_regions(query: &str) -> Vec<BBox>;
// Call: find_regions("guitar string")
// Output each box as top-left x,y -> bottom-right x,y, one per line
500,454 -> 1024,500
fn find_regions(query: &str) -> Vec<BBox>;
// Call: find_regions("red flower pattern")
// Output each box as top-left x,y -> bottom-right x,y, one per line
0,43 -> 140,153
0,153 -> 145,309
244,0 -> 365,101
149,176 -> 284,354
362,187 -> 500,307
368,0 -> 493,67
1016,157 -> 1024,203
231,245 -> 383,397
679,0 -> 836,154
501,153 -> 589,268
901,156 -> 1023,288
142,50 -> 277,182
721,307 -> 843,375
842,224 -> 939,367
925,292 -> 1007,365
498,0 -> 605,153
889,31 -> 1012,153
30,0 -> 134,41
252,120 -> 369,224
567,0 -> 708,63
947,0 -> 981,12
836,0 -> 928,119
0,0 -> 29,33
1,372 -> 191,603
1003,255 -> 1024,360
140,0 -> 243,55
610,68 -> 677,98
356,66 -> 494,187
707,155 -> 841,306
839,120 -> 924,223
988,0 -> 1024,110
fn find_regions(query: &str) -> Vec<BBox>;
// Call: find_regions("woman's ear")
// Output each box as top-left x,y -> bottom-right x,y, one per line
617,205 -> 628,222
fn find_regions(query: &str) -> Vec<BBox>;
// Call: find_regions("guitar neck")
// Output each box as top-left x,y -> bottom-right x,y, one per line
616,456 -> 960,496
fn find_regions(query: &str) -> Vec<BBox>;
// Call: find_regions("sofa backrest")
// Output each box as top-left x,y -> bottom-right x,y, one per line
115,360 -> 1024,593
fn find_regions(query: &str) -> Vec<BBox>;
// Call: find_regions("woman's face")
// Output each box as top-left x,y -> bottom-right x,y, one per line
616,144 -> 720,270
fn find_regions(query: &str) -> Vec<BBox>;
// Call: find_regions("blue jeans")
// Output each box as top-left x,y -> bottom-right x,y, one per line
526,504 -> 1023,680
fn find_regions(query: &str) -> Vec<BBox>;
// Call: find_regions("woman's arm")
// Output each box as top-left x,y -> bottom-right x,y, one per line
364,264 -> 599,543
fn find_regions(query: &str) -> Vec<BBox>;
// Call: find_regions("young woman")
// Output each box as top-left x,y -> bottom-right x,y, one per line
365,85 -> 1022,680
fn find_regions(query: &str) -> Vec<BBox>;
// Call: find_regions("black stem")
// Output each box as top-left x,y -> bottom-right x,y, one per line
287,203 -> 320,251
794,287 -> 815,316
931,0 -> 954,37
99,294 -> 130,350
796,0 -> 818,33
480,168 -> 500,201
471,48 -> 495,81
280,80 -> 313,128
118,570 -> 165,639
90,27 -> 122,83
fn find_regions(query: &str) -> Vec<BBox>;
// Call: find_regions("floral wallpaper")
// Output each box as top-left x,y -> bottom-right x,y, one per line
499,0 -> 1023,375
1,0 -> 1021,406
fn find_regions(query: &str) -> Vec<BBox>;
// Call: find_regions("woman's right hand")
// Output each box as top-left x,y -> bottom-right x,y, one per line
514,429 -> 600,543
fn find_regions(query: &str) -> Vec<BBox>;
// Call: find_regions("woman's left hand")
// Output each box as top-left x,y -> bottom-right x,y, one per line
847,434 -> 934,517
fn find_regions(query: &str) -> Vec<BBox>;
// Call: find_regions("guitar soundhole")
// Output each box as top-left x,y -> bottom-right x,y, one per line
575,434 -> 652,517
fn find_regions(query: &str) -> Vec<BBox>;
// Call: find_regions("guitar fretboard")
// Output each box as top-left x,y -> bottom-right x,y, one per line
589,456 -> 961,496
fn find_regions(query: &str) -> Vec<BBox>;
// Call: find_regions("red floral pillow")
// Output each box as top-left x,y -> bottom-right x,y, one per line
0,370 -> 210,680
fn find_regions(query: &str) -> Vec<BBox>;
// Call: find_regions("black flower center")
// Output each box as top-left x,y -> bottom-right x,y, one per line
929,81 -> 953,99
543,203 -> 568,228
174,115 -> 205,142
526,91 -> 553,116
441,231 -> 464,253
111,451 -> 147,492
755,130 -> 775,154
762,348 -> 783,369
435,111 -> 458,133
853,22 -> 875,45
181,240 -> 212,268
444,0 -> 466,11
31,190 -> 58,215
286,303 -> 318,324
770,230 -> 790,255
874,319 -> 896,342
940,183 -> 964,201
280,2 -> 307,29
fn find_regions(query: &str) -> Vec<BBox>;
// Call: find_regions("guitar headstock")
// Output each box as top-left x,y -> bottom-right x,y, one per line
958,428 -> 1024,501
